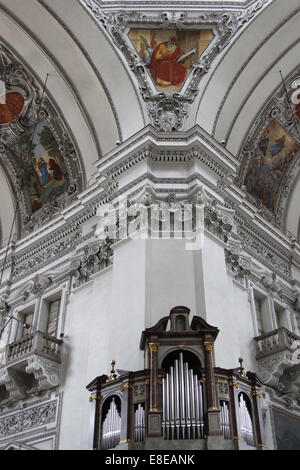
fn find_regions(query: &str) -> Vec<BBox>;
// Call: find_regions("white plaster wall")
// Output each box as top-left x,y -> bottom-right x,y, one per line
58,232 -> 259,449
196,233 -> 257,371
145,238 -> 198,328
59,238 -> 147,449
59,268 -> 113,449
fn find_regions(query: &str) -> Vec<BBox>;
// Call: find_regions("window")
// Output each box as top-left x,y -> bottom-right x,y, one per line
46,299 -> 60,337
254,298 -> 264,336
274,302 -> 290,330
253,289 -> 273,336
21,312 -> 33,337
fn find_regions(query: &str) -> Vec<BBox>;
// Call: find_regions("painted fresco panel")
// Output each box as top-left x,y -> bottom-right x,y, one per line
0,92 -> 24,124
244,120 -> 299,211
129,29 -> 214,92
12,119 -> 69,213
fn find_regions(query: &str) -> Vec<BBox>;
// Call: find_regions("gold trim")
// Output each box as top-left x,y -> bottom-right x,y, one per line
144,379 -> 150,384
229,381 -> 239,389
203,341 -> 214,351
233,436 -> 244,441
178,345 -> 184,349
89,395 -> 101,402
157,379 -> 163,385
149,408 -> 159,412
120,384 -> 132,392
200,378 -> 207,384
148,342 -> 159,352
119,439 -> 132,444
208,406 -> 218,411
252,390 -> 262,398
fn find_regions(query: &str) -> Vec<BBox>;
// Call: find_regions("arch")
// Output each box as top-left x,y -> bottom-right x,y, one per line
100,394 -> 122,450
0,0 -> 145,180
161,349 -> 202,376
196,0 -> 300,155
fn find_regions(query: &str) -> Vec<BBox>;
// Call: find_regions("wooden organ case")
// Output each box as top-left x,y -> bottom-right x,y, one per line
86,306 -> 265,450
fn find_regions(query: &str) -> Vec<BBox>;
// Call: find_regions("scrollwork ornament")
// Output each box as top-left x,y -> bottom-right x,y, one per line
80,0 -> 268,131
0,43 -> 84,236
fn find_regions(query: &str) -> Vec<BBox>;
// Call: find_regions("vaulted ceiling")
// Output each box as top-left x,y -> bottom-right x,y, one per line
0,0 -> 299,245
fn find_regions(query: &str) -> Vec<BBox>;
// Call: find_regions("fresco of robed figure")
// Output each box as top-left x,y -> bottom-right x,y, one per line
244,120 -> 299,212
129,29 -> 214,91
13,119 -> 69,213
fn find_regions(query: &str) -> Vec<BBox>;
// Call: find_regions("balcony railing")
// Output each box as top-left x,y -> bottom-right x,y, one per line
0,330 -> 62,366
254,327 -> 300,359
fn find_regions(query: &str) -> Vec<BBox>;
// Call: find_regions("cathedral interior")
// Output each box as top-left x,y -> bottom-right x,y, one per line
0,0 -> 299,451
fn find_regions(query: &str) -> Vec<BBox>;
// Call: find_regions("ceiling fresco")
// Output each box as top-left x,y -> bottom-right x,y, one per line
0,44 -> 84,235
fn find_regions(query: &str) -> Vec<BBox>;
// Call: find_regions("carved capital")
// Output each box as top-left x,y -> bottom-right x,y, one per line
204,341 -> 214,352
25,356 -> 59,392
148,342 -> 159,353
0,368 -> 27,403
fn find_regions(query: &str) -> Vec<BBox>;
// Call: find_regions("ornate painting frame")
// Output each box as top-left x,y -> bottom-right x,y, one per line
0,44 -> 85,236
81,0 -> 269,131
238,67 -> 300,230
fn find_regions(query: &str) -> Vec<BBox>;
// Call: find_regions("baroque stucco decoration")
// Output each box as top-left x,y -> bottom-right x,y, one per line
0,399 -> 57,438
80,0 -> 268,131
0,44 -> 85,236
238,67 -> 300,230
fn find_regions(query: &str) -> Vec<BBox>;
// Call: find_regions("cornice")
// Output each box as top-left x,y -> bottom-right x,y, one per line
90,0 -> 261,11
0,125 -> 299,296
95,125 -> 238,178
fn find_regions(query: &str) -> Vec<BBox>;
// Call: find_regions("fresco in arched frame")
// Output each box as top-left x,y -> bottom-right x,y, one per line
12,119 -> 69,214
0,92 -> 25,124
244,120 -> 299,212
129,29 -> 214,92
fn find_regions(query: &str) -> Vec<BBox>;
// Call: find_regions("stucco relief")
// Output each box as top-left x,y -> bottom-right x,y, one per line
81,1 -> 268,131
0,44 -> 84,235
238,67 -> 300,229
0,400 -> 57,438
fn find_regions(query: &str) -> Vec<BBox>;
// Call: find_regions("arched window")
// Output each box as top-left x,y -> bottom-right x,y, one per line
161,350 -> 204,440
101,395 -> 121,449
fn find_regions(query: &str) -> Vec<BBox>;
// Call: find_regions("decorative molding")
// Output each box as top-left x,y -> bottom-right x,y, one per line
25,357 -> 60,393
71,238 -> 114,288
237,66 -> 300,230
80,0 -> 268,130
0,44 -> 84,236
0,399 -> 57,439
0,368 -> 27,404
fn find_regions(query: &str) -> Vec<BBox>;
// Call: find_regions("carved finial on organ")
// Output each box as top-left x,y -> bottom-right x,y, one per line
106,360 -> 117,382
238,357 -> 248,379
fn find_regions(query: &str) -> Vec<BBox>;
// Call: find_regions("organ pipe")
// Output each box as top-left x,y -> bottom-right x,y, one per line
162,352 -> 205,440
238,394 -> 254,446
133,403 -> 145,442
101,398 -> 121,449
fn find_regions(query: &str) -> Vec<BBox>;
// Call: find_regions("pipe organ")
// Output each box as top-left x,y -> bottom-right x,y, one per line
238,393 -> 254,446
101,397 -> 121,450
87,306 -> 264,450
162,352 -> 205,440
133,403 -> 145,442
220,401 -> 231,440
